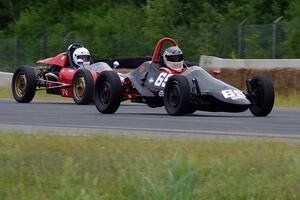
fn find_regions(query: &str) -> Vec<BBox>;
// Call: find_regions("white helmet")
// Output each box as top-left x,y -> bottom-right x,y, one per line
73,47 -> 91,68
163,46 -> 184,71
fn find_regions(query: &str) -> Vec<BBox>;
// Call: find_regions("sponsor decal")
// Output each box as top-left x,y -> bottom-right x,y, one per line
148,77 -> 154,84
158,90 -> 164,97
221,89 -> 246,100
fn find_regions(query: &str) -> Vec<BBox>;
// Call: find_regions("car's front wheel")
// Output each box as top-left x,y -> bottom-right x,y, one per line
72,69 -> 94,105
247,75 -> 275,116
12,66 -> 36,103
163,75 -> 191,116
94,71 -> 122,114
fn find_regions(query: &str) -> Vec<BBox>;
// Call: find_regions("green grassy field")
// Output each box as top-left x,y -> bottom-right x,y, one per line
275,93 -> 300,108
1,131 -> 300,199
1,86 -> 299,107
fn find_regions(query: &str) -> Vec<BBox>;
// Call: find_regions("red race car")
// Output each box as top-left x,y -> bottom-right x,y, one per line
11,44 -> 114,104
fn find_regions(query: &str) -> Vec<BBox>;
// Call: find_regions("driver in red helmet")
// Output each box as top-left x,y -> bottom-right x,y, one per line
160,46 -> 185,74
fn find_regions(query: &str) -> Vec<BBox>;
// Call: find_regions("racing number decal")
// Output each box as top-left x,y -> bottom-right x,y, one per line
221,90 -> 246,100
154,73 -> 173,87
154,73 -> 166,87
61,88 -> 68,96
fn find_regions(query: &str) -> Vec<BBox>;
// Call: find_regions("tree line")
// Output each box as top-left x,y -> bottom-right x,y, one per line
0,0 -> 299,63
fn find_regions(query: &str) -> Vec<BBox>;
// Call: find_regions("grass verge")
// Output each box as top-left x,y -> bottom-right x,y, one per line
275,93 -> 300,108
1,131 -> 300,199
0,86 -> 70,101
1,86 -> 299,107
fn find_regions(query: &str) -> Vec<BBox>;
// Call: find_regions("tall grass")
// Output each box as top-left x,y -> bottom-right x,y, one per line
275,93 -> 300,108
118,153 -> 198,200
1,131 -> 300,199
215,68 -> 300,96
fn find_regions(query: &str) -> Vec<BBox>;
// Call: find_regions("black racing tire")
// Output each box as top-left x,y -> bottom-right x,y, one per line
12,66 -> 36,103
72,69 -> 94,105
248,75 -> 275,117
146,102 -> 158,108
163,75 -> 191,116
185,104 -> 197,114
145,98 -> 163,108
94,71 -> 122,114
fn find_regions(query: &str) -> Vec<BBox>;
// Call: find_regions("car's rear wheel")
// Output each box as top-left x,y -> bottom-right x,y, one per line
163,75 -> 191,116
94,71 -> 122,114
72,69 -> 94,105
247,75 -> 274,116
12,66 -> 36,103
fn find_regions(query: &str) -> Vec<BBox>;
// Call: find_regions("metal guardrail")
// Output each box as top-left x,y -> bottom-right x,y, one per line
200,56 -> 300,69
0,72 -> 12,86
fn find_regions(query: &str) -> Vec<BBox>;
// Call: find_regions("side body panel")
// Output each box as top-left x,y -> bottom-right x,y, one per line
184,66 -> 251,105
127,63 -> 250,112
184,66 -> 250,112
58,68 -> 76,97
127,61 -> 163,97
37,53 -> 68,67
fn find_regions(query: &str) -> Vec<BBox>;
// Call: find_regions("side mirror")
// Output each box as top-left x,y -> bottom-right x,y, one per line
113,61 -> 120,69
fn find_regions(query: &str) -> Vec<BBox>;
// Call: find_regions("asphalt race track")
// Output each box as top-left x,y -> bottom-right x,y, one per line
0,99 -> 299,139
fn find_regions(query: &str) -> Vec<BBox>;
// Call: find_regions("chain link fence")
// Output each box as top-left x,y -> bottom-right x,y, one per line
240,23 -> 292,59
0,36 -> 150,72
1,21 -> 300,72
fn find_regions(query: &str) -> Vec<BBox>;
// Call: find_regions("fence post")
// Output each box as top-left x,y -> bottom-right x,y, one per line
15,37 -> 20,70
272,16 -> 283,59
238,18 -> 247,58
64,31 -> 76,46
40,34 -> 47,58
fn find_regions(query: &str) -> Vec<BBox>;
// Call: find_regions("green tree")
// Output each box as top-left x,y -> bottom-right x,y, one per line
0,0 -> 298,71
282,0 -> 300,58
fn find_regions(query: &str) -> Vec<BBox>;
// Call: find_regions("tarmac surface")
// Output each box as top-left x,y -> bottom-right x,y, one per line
0,99 -> 299,139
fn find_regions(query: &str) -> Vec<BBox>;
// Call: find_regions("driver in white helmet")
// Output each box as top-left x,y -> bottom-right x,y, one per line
72,47 -> 91,69
160,46 -> 185,74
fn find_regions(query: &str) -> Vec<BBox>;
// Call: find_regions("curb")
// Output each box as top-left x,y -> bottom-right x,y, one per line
0,72 -> 13,87
200,56 -> 300,69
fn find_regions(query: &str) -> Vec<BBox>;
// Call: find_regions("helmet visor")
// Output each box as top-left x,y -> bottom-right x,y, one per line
77,55 -> 90,62
165,54 -> 183,62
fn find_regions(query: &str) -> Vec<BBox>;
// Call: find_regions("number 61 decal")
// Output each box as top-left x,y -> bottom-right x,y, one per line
154,73 -> 173,87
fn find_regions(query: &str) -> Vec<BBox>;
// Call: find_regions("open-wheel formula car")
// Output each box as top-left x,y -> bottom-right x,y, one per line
94,37 -> 275,116
11,44 -> 114,104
